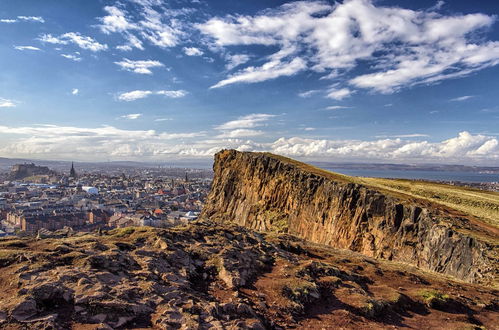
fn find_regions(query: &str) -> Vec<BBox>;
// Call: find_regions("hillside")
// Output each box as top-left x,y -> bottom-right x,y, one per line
0,222 -> 497,329
202,150 -> 499,286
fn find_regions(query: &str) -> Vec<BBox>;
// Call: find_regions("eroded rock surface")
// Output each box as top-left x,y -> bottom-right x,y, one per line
201,150 -> 499,285
0,222 -> 497,329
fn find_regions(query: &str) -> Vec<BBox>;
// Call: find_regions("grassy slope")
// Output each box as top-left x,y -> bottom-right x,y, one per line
260,152 -> 499,229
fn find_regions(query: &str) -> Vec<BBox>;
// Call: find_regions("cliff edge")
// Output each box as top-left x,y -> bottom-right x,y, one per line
201,150 -> 499,286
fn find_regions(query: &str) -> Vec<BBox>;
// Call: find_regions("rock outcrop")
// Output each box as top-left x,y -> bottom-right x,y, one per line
0,222 -> 497,329
202,150 -> 499,285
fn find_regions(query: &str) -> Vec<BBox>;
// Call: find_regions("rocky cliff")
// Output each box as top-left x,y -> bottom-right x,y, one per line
202,150 -> 499,286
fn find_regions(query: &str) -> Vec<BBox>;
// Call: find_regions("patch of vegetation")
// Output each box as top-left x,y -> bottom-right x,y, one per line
111,227 -> 136,237
282,279 -> 320,305
262,210 -> 289,233
419,289 -> 450,309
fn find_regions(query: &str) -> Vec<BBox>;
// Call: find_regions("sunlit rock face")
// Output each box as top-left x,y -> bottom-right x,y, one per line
202,149 -> 498,285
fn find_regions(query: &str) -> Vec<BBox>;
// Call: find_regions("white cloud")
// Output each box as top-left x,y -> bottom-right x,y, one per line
121,113 -> 142,120
216,129 -> 263,138
1,16 -> 44,23
211,57 -> 306,88
61,54 -> 82,62
225,54 -> 250,70
156,90 -> 188,98
18,16 -> 44,23
0,124 -> 207,161
118,90 -> 153,101
97,2 -> 186,49
0,98 -> 16,108
14,46 -> 41,51
429,1 -> 445,11
198,0 -> 499,93
40,32 -> 108,52
183,47 -> 204,56
118,90 -> 187,101
99,6 -> 138,34
326,106 -> 350,110
298,90 -> 320,98
0,125 -> 497,164
117,34 -> 144,51
154,118 -> 172,122
326,88 -> 352,100
72,89 -> 79,95
271,131 -> 499,163
215,113 -> 275,130
450,95 -> 475,102
114,58 -> 164,74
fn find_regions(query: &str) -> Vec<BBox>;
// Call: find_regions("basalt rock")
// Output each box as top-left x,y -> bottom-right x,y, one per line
201,150 -> 499,285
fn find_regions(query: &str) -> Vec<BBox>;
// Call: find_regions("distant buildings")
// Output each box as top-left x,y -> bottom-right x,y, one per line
0,162 -> 211,236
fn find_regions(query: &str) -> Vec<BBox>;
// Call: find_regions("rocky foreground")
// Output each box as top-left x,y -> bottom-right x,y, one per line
0,222 -> 497,329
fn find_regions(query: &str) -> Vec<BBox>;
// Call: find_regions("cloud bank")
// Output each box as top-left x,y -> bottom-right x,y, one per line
0,124 -> 497,164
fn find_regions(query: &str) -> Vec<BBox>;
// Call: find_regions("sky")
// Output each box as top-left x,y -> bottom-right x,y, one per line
1,0 -> 499,165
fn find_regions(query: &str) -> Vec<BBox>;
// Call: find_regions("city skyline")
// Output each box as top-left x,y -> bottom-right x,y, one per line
1,0 -> 499,165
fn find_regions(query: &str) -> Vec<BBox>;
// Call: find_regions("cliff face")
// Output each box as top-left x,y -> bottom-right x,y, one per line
202,150 -> 499,285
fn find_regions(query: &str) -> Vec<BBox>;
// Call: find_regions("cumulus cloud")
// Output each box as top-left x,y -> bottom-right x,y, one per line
270,131 -> 499,163
183,47 -> 203,56
121,113 -> 142,120
118,90 -> 187,101
39,32 -> 108,52
0,125 -> 496,164
72,89 -> 79,95
14,46 -> 41,51
114,58 -> 164,74
0,98 -> 16,108
99,6 -> 138,34
0,124 -> 207,161
198,0 -> 499,93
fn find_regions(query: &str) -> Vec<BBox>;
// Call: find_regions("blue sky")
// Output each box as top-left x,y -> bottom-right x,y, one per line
1,0 -> 499,164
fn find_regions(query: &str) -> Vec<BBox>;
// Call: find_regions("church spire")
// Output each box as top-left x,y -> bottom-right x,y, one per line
70,162 -> 77,178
